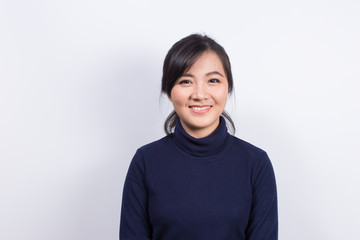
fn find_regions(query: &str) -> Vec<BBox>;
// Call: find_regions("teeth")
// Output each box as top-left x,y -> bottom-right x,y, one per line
191,106 -> 211,110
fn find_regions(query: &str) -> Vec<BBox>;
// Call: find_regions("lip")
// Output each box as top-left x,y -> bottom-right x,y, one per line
189,105 -> 212,114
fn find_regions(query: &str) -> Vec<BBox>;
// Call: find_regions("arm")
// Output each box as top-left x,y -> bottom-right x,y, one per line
246,153 -> 278,240
120,150 -> 152,240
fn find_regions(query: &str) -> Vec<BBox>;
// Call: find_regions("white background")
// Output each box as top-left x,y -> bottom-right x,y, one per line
1,0 -> 359,239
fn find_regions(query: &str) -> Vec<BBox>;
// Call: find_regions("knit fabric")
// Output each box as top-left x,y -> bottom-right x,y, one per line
120,117 -> 278,240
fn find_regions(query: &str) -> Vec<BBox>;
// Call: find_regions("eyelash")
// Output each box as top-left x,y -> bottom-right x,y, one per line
179,80 -> 191,84
179,79 -> 220,84
209,79 -> 220,83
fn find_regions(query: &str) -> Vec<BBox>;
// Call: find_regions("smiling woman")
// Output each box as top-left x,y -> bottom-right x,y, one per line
161,34 -> 235,137
169,51 -> 229,138
119,34 -> 278,240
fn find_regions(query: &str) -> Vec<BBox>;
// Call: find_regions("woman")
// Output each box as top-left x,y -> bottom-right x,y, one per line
120,34 -> 278,240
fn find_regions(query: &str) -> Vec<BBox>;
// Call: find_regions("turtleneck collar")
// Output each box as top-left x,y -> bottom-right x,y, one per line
172,116 -> 230,158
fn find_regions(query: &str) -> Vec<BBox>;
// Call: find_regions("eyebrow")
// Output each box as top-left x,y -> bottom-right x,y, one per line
181,71 -> 225,78
205,71 -> 224,77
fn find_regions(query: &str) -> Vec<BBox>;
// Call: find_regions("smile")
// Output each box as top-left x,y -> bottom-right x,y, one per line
190,106 -> 211,110
189,105 -> 212,113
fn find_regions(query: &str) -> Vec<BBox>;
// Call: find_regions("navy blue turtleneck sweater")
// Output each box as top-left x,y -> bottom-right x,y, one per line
120,117 -> 278,240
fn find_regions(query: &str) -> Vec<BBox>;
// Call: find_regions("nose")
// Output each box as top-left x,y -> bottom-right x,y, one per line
190,83 -> 208,100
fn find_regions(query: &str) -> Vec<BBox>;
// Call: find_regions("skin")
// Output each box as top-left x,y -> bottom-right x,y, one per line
169,51 -> 228,138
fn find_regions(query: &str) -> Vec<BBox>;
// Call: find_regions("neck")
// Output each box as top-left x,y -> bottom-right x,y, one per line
172,116 -> 229,157
180,118 -> 220,139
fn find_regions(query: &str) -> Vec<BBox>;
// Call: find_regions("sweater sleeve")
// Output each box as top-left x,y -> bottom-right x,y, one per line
120,149 -> 152,240
246,152 -> 278,240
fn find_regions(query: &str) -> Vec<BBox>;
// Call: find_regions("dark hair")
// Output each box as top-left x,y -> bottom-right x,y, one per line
161,34 -> 235,135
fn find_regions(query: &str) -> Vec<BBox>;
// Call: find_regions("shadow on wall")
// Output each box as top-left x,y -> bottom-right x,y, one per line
237,111 -> 333,240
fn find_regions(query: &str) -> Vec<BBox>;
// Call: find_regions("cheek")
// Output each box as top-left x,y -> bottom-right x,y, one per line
170,87 -> 188,106
214,88 -> 228,106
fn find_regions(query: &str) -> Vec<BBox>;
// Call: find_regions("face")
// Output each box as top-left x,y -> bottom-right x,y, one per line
169,51 -> 228,138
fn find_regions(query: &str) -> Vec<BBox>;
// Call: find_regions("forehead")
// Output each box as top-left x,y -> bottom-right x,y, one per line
185,51 -> 225,74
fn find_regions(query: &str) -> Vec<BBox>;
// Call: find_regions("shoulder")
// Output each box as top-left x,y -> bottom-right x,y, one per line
228,135 -> 271,167
138,135 -> 171,153
229,135 -> 267,157
127,136 -> 172,173
131,135 -> 173,161
128,135 -> 177,180
229,136 -> 276,186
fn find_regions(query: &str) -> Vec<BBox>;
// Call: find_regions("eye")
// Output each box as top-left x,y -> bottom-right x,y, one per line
209,78 -> 220,83
179,79 -> 192,84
